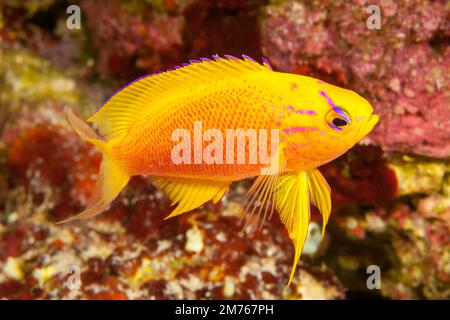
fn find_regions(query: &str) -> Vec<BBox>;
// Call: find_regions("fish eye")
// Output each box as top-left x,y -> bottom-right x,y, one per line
332,117 -> 348,127
325,109 -> 351,131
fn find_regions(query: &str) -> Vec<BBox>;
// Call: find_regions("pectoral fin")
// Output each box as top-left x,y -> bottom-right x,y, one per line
240,174 -> 279,231
152,177 -> 230,219
240,143 -> 286,231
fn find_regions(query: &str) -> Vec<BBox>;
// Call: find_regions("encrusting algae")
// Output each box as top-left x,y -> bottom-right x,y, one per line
61,55 -> 379,285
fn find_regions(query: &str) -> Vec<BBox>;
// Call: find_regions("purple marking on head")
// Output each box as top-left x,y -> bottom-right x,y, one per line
283,127 -> 319,134
327,122 -> 343,131
286,105 -> 316,115
262,57 -> 273,70
97,74 -> 152,110
283,126 -> 318,134
212,54 -> 220,59
283,127 -> 307,134
200,57 -> 211,62
295,109 -> 316,115
173,65 -> 181,69
182,62 -> 190,67
189,59 -> 201,63
319,90 -> 351,124
242,54 -> 256,62
319,90 -> 335,107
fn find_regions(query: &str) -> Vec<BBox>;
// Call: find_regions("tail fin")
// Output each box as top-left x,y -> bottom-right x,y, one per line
58,109 -> 130,223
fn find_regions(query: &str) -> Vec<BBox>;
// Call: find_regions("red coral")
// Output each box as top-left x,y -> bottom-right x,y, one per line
3,107 -> 101,221
320,146 -> 398,211
0,229 -> 26,261
0,280 -> 26,299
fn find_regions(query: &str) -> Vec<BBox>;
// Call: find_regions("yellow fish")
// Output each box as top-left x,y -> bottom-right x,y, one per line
63,55 -> 379,285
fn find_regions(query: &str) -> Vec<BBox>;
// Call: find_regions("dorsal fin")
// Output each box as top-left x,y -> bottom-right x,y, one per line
88,55 -> 273,142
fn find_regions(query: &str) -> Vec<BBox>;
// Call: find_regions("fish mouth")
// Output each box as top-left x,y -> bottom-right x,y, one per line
357,114 -> 379,140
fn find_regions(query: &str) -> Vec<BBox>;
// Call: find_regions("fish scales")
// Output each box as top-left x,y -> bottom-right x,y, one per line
115,76 -> 280,179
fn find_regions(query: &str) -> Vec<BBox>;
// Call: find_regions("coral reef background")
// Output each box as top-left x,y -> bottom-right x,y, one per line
0,0 -> 448,299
